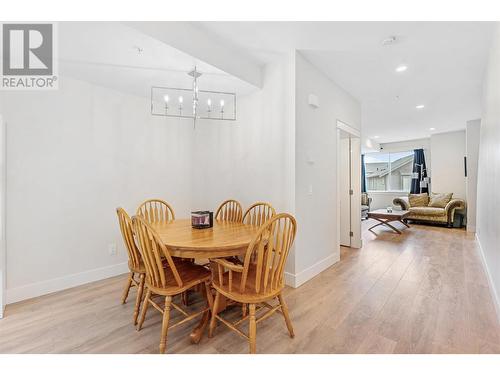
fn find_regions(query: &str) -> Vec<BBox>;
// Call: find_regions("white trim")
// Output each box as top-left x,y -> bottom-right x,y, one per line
336,120 -> 360,138
6,262 -> 129,305
475,233 -> 500,324
467,224 -> 476,233
284,253 -> 339,288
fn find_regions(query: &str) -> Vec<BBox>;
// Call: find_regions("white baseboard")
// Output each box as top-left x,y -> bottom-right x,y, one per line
475,233 -> 500,324
285,253 -> 339,288
6,262 -> 129,305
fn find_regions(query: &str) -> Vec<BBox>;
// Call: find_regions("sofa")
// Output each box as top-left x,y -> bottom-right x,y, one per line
393,193 -> 465,227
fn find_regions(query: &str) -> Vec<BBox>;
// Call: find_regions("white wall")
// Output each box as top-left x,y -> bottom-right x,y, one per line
191,56 -> 294,214
477,24 -> 500,319
1,77 -> 194,303
0,114 -> 6,316
293,51 -> 361,287
430,130 -> 466,199
190,55 -> 296,279
465,119 -> 481,232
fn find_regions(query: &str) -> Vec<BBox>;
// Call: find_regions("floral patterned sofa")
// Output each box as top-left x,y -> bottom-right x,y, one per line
393,193 -> 465,227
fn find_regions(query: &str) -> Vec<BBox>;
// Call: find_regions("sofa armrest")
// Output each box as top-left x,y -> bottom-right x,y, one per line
444,198 -> 465,224
393,197 -> 409,210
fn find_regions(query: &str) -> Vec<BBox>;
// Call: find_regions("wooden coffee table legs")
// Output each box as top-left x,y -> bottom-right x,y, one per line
368,217 -> 409,234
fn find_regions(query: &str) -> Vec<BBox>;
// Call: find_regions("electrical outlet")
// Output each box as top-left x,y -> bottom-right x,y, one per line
108,243 -> 117,256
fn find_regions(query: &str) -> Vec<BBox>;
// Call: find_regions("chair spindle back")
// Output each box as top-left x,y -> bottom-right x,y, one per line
215,199 -> 243,222
136,199 -> 175,225
240,213 -> 296,295
116,207 -> 142,271
132,216 -> 183,289
242,202 -> 276,227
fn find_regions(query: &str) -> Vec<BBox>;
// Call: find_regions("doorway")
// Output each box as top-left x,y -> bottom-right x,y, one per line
337,120 -> 361,249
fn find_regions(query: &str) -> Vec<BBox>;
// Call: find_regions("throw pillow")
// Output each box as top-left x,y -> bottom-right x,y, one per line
408,193 -> 429,207
428,192 -> 453,208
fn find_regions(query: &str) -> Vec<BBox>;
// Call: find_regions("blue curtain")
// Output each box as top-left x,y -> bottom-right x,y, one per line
361,154 -> 367,193
411,149 -> 428,194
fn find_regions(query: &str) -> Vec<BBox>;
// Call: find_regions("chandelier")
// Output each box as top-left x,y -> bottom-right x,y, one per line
150,67 -> 236,124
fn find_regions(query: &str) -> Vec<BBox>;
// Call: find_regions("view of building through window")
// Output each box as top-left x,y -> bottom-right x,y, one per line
364,151 -> 414,192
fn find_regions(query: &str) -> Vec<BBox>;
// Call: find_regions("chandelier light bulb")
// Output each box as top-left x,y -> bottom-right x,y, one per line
179,96 -> 183,104
207,98 -> 212,106
220,99 -> 225,107
163,94 -> 169,103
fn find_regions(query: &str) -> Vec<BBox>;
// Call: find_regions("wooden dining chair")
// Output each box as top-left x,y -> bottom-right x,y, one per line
215,199 -> 243,222
242,202 -> 276,227
116,207 -> 146,325
136,199 -> 192,305
136,199 -> 175,225
132,216 -> 213,354
208,213 -> 297,354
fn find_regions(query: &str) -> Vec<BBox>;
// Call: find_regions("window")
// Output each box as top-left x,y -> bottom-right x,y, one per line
364,151 -> 414,192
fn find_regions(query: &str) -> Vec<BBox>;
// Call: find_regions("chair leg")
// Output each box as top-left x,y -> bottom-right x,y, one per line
242,303 -> 247,317
181,291 -> 189,306
133,274 -> 145,325
249,303 -> 257,354
278,293 -> 295,338
208,290 -> 221,338
159,296 -> 172,354
121,272 -> 134,304
136,288 -> 150,331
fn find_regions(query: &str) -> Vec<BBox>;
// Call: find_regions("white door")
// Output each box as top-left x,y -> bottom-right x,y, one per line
339,135 -> 351,246
349,137 -> 362,248
337,121 -> 362,249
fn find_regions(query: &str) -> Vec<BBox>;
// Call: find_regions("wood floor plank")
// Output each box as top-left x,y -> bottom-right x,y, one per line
1,220 -> 499,354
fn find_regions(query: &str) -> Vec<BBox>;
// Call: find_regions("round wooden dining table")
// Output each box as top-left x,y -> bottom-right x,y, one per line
150,219 -> 261,343
152,218 -> 261,259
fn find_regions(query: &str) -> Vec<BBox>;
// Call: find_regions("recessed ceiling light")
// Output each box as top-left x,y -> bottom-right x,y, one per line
416,104 -> 425,109
429,127 -> 436,131
374,135 -> 380,139
395,65 -> 408,73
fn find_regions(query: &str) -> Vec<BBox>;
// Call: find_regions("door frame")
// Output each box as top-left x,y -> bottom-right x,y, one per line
336,120 -> 362,250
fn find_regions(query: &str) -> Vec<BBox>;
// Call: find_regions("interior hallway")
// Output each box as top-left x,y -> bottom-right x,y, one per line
1,220 -> 499,354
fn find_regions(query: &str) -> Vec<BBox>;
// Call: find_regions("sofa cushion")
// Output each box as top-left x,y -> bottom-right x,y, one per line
409,206 -> 446,216
429,192 -> 453,208
408,193 -> 429,207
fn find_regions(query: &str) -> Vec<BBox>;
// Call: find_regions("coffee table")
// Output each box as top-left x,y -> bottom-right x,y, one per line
367,209 -> 410,234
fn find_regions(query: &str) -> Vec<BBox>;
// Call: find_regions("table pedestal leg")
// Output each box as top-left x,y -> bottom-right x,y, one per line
190,311 -> 209,344
189,289 -> 227,344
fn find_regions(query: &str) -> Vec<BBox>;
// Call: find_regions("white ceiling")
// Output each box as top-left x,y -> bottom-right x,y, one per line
58,22 -> 257,98
196,21 -> 496,143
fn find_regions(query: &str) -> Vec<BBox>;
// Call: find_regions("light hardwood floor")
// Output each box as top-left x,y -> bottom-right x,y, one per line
1,220 -> 499,354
